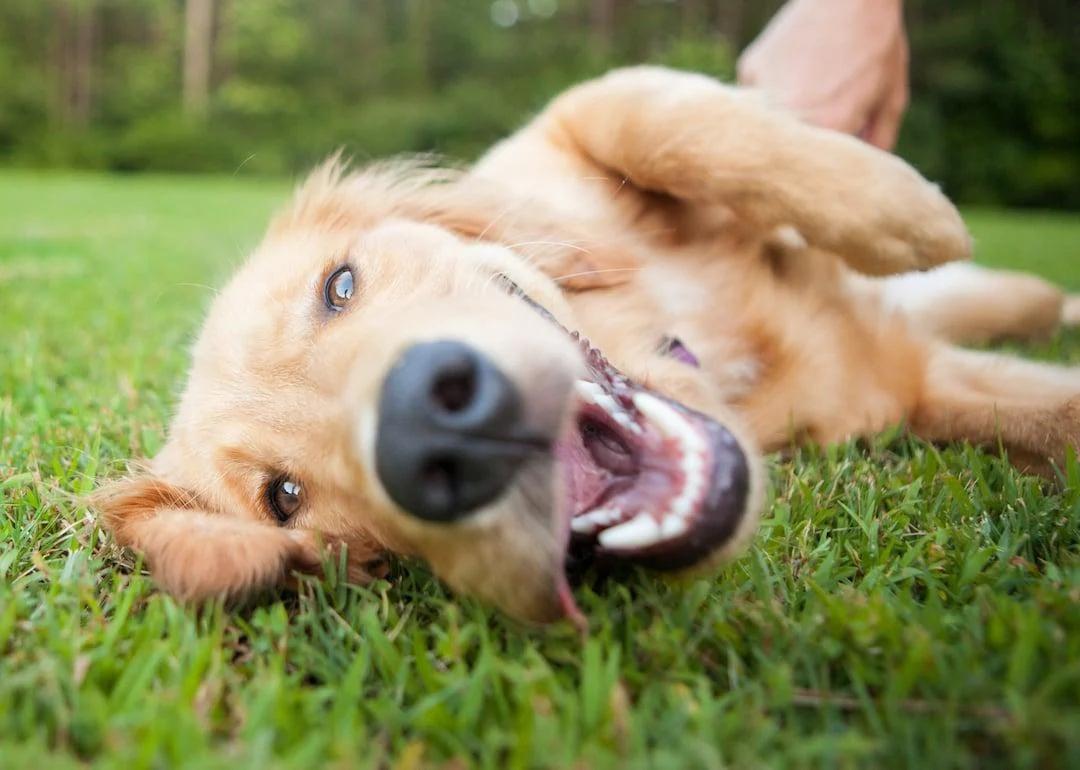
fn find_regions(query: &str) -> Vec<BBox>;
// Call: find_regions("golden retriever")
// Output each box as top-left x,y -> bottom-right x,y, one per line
95,67 -> 1080,624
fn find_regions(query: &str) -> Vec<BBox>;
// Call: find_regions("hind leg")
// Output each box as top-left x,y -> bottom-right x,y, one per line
882,263 -> 1073,345
912,344 -> 1080,475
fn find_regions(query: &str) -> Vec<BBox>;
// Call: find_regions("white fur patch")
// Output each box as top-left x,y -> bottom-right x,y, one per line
880,262 -> 985,315
643,263 -> 710,316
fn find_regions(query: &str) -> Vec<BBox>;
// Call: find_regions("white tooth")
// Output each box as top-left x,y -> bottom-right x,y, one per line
670,497 -> 692,519
570,506 -> 620,535
632,392 -> 707,455
683,452 -> 705,479
614,412 -> 644,436
661,515 -> 689,538
571,516 -> 599,535
598,513 -> 662,550
575,380 -> 643,435
575,380 -> 618,415
596,394 -> 623,417
574,380 -> 605,403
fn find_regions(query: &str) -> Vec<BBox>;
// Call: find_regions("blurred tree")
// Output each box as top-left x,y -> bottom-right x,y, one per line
591,0 -> 618,50
182,0 -> 216,117
52,0 -> 98,127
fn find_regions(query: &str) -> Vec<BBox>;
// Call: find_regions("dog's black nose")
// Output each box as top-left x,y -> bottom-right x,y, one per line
375,340 -> 538,522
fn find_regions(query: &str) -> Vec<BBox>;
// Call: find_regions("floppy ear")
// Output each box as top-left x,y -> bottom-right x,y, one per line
411,193 -> 642,292
423,205 -> 640,291
93,475 -> 324,601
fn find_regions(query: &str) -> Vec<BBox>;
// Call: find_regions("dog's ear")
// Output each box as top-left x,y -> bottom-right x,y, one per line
92,474 -> 324,601
417,200 -> 641,292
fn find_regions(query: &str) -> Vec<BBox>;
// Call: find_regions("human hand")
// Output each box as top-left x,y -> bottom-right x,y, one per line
737,0 -> 909,151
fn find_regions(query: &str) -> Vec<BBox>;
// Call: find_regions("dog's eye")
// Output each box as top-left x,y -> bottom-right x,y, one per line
496,272 -> 527,299
324,266 -> 355,311
495,272 -> 552,318
268,477 -> 303,522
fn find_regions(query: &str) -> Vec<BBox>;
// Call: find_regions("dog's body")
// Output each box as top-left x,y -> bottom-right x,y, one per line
97,67 -> 1080,622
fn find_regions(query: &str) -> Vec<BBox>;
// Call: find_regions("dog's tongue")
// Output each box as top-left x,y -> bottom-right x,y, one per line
555,335 -> 751,575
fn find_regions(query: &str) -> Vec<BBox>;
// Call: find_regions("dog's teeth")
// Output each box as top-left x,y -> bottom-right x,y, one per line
683,451 -> 704,479
614,412 -> 643,436
575,380 -> 605,402
570,506 -> 620,535
570,517 -> 598,535
632,392 -> 707,455
598,513 -> 663,550
632,393 -> 713,521
661,514 -> 689,538
669,496 -> 693,519
575,380 -> 642,435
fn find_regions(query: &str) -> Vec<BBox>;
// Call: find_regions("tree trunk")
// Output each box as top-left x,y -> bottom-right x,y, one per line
183,0 -> 215,117
714,0 -> 746,45
682,0 -> 706,35
51,0 -> 96,128
590,0 -> 616,51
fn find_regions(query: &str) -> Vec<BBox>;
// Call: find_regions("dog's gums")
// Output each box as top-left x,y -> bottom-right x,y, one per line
555,334 -> 750,578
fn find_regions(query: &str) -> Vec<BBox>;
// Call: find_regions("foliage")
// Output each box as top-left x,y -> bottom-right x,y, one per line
0,0 -> 1076,208
1,171 -> 1079,767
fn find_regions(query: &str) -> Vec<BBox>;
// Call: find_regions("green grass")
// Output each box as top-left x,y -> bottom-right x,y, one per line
1,170 -> 1079,770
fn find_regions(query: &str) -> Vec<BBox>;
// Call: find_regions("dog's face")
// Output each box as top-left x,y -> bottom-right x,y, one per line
98,166 -> 763,623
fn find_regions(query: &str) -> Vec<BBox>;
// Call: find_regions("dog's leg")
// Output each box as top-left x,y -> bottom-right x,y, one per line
536,66 -> 971,276
912,345 -> 1080,474
879,263 -> 1069,344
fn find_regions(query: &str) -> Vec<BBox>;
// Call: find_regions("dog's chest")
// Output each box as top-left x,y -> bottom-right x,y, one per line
640,260 -> 763,401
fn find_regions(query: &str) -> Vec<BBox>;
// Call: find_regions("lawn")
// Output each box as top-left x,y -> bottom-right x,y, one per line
1,170 -> 1078,770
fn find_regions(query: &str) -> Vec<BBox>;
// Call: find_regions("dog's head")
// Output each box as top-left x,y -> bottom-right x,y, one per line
96,161 -> 763,623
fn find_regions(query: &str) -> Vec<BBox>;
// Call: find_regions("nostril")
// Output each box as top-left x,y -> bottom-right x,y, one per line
431,359 -> 477,414
375,340 -> 528,522
421,456 -> 460,517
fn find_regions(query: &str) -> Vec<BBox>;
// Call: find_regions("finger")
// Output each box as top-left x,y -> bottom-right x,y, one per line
800,97 -> 873,135
736,53 -> 758,86
862,39 -> 909,150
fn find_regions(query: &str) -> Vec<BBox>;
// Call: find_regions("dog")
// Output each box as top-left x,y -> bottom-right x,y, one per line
94,67 -> 1080,624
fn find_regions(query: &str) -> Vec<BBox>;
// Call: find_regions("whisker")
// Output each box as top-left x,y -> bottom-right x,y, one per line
174,282 -> 221,295
552,266 -> 642,284
507,240 -> 593,255
473,196 -> 533,243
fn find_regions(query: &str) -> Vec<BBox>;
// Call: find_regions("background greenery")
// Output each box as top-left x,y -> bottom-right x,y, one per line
0,174 -> 1079,768
1,0 -> 1077,209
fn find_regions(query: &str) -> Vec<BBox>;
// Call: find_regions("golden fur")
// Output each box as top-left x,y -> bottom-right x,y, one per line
94,67 -> 1080,621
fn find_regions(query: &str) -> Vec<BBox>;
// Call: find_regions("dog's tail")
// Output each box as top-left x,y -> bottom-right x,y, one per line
1063,295 -> 1080,327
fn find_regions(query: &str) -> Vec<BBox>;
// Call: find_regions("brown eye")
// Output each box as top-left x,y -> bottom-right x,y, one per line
268,477 -> 303,523
324,266 -> 355,311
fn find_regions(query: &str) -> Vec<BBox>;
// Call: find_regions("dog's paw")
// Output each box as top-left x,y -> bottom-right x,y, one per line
839,153 -> 972,276
782,126 -> 973,276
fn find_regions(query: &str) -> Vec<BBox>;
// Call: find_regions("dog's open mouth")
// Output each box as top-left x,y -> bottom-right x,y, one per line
551,334 -> 751,618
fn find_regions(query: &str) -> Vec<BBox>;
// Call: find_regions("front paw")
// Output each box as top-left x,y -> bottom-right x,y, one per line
803,129 -> 973,276
848,156 -> 972,275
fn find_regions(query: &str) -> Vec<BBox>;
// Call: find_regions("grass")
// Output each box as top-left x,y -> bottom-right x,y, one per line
1,170 -> 1079,770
